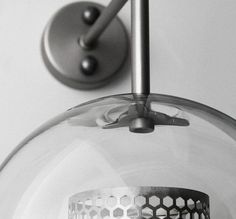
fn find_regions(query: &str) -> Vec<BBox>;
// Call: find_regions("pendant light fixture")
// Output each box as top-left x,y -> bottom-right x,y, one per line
0,1 -> 236,219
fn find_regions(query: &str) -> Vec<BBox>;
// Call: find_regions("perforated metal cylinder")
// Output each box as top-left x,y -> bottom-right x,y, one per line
68,187 -> 210,219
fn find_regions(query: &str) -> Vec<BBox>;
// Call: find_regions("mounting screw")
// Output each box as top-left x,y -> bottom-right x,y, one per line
82,6 -> 101,25
80,56 -> 98,76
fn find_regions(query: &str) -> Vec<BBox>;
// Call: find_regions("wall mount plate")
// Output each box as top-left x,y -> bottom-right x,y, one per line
41,2 -> 129,90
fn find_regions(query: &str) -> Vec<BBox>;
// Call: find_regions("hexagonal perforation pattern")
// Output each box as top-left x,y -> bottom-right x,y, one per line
69,187 -> 210,219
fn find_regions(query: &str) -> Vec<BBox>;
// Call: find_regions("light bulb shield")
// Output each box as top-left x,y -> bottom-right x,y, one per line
69,187 -> 210,219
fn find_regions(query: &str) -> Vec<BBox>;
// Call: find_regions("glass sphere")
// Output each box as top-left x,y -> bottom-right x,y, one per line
0,93 -> 235,219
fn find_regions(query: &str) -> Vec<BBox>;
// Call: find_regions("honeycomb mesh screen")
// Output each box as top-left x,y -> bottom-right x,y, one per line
68,187 -> 210,219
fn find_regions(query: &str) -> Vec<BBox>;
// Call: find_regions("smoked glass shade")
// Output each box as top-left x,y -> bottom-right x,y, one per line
0,94 -> 235,219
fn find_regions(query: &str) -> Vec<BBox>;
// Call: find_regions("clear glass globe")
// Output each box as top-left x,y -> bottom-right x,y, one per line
0,94 -> 235,219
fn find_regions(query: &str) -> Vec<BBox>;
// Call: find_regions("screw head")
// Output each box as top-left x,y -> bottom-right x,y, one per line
82,6 -> 100,25
80,56 -> 98,76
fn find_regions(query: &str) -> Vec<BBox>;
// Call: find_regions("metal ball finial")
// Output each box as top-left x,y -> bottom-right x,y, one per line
80,56 -> 98,76
82,6 -> 101,25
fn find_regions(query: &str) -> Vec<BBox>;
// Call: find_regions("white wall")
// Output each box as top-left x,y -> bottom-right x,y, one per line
0,0 -> 236,164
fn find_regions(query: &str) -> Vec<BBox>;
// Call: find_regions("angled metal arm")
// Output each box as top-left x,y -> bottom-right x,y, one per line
82,0 -> 151,96
81,0 -> 128,47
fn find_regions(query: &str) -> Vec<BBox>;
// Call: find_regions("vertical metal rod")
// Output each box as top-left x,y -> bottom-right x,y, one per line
82,0 -> 128,47
131,0 -> 150,95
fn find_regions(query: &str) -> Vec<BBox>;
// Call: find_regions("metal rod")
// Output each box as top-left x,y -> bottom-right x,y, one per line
131,0 -> 150,95
82,0 -> 128,47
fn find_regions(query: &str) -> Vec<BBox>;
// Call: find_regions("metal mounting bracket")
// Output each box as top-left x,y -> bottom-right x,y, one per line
41,2 -> 129,89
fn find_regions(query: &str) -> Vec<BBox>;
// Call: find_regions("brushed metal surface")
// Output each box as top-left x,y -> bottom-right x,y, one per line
131,0 -> 150,95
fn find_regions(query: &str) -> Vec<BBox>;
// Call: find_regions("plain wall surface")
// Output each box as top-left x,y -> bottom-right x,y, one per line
0,0 -> 236,164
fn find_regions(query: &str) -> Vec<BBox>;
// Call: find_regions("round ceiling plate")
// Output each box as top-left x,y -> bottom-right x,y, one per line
42,2 -> 129,89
